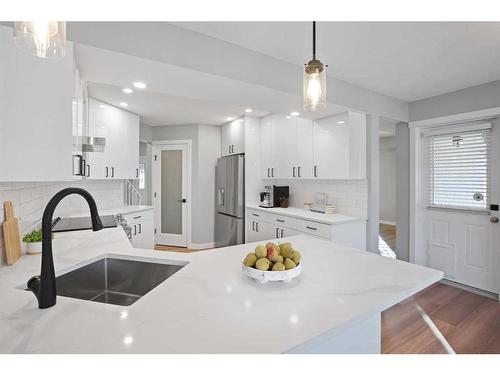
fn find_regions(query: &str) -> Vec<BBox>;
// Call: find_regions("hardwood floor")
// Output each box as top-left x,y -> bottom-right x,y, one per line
382,282 -> 500,353
154,245 -> 210,253
379,223 -> 396,258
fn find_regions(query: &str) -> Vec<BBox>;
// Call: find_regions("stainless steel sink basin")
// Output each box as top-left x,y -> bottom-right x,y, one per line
55,256 -> 186,306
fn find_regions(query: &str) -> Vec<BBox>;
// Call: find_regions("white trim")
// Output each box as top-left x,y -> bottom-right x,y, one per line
379,220 -> 396,226
421,121 -> 492,137
152,139 -> 192,248
189,242 -> 215,250
409,106 -> 500,128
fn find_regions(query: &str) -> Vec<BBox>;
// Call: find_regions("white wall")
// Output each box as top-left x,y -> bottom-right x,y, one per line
379,136 -> 396,224
0,180 -> 124,267
395,123 -> 410,262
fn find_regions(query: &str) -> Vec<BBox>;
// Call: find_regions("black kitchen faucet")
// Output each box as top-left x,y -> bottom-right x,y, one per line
27,188 -> 103,309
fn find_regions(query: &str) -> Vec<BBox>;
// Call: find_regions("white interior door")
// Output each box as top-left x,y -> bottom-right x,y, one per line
153,143 -> 189,247
418,120 -> 500,294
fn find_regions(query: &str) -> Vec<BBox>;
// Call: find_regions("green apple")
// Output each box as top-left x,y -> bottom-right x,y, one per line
243,252 -> 257,267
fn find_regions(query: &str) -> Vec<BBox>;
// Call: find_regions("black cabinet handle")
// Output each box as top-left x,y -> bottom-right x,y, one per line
298,166 -> 301,178
136,168 -> 139,178
255,222 -> 259,232
252,221 -> 255,231
252,213 -> 259,217
281,229 -> 284,237
86,164 -> 91,177
275,228 -> 279,238
267,168 -> 270,178
306,226 -> 317,231
292,166 -> 296,178
133,224 -> 137,236
111,167 -> 115,177
271,168 -> 275,177
314,165 -> 318,178
276,219 -> 285,223
133,215 -> 142,219
138,223 -> 142,234
105,167 -> 109,177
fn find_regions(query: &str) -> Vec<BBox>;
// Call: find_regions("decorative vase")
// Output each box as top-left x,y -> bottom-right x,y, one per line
26,241 -> 42,254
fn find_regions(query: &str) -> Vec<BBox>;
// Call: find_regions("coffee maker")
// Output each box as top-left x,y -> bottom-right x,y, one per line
259,185 -> 289,208
259,185 -> 273,208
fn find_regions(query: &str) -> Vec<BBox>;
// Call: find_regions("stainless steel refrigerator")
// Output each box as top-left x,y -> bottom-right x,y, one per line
215,154 -> 244,247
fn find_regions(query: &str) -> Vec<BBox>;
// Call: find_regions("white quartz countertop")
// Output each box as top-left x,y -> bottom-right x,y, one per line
64,205 -> 154,218
246,205 -> 366,225
0,230 -> 441,353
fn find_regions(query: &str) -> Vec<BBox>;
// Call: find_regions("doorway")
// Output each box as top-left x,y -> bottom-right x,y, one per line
152,141 -> 192,247
412,118 -> 500,295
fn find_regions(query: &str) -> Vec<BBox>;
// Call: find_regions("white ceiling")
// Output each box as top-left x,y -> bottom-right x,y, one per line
174,22 -> 500,102
87,82 -> 270,126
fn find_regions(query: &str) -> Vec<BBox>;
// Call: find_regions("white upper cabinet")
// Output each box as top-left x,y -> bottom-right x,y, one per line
221,118 -> 245,156
0,27 -> 74,181
312,112 -> 366,180
295,117 -> 313,179
86,98 -> 139,180
260,115 -> 274,178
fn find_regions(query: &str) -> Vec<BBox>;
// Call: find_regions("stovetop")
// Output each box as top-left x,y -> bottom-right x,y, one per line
52,215 -> 118,233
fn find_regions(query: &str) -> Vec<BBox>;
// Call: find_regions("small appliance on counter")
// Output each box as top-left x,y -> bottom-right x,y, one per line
309,192 -> 336,214
259,185 -> 273,208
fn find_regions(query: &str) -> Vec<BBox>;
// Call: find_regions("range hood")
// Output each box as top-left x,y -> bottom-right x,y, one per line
74,136 -> 106,153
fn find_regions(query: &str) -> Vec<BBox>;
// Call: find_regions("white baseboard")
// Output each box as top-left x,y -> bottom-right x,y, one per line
379,220 -> 396,226
189,242 -> 215,250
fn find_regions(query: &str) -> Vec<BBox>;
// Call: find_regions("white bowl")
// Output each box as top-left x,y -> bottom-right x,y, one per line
242,262 -> 302,284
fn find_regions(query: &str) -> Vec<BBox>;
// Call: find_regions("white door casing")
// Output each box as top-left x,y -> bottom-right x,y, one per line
411,114 -> 500,295
152,140 -> 192,247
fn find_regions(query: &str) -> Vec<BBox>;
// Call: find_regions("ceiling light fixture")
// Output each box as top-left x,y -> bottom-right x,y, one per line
226,116 -> 235,121
122,88 -> 133,94
119,102 -> 128,107
14,21 -> 67,59
99,104 -> 106,109
303,21 -> 327,112
337,120 -> 345,124
133,82 -> 147,89
244,108 -> 253,113
290,111 -> 300,117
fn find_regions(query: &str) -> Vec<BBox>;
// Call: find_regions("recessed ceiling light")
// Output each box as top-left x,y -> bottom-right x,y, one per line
119,102 -> 128,107
133,82 -> 147,89
290,111 -> 300,116
122,88 -> 133,94
98,104 -> 106,109
244,108 -> 253,113
226,116 -> 235,121
337,120 -> 345,124
286,116 -> 292,119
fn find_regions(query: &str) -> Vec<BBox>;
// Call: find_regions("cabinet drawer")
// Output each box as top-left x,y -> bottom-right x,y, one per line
122,209 -> 153,225
268,213 -> 297,229
246,209 -> 269,222
295,219 -> 331,239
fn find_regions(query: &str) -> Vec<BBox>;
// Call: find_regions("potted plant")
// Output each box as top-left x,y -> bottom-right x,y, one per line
22,229 -> 53,254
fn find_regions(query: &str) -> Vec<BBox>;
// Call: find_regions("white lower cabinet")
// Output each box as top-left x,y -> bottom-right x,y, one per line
122,210 -> 155,249
245,208 -> 366,250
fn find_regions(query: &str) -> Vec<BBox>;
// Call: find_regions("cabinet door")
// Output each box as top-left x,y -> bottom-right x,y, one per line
296,118 -> 313,179
118,111 -> 139,179
86,98 -> 111,179
275,225 -> 301,239
221,123 -> 232,156
232,119 -> 245,154
246,219 -> 259,243
312,113 -> 350,179
0,34 -> 74,181
260,116 -> 274,179
255,220 -> 273,241
348,112 -> 366,179
135,217 -> 155,249
272,114 -> 296,179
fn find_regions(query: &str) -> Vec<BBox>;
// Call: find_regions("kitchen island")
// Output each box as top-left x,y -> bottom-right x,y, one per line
0,228 -> 442,353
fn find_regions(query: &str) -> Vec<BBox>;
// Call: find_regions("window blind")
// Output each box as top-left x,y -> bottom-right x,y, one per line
423,128 -> 491,211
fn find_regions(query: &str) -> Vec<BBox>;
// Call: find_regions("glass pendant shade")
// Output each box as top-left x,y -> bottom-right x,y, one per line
14,21 -> 67,59
303,59 -> 326,111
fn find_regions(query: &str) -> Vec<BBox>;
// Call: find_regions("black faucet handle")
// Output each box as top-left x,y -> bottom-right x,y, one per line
92,215 -> 103,231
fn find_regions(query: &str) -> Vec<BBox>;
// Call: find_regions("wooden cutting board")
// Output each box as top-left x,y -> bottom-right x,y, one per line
2,201 -> 21,265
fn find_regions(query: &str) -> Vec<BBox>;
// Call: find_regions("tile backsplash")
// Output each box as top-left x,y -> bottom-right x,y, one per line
0,180 -> 124,266
275,179 -> 368,218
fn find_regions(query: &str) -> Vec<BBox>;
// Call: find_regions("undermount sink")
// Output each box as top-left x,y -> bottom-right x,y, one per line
54,256 -> 187,306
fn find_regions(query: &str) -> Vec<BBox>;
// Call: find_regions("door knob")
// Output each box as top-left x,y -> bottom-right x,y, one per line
490,216 -> 499,223
178,198 -> 187,203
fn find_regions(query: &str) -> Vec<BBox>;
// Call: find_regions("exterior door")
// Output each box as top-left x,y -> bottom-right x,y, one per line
419,120 -> 499,294
153,143 -> 188,247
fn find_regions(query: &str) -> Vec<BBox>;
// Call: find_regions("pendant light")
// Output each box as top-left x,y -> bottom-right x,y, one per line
14,21 -> 67,59
303,21 -> 327,111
